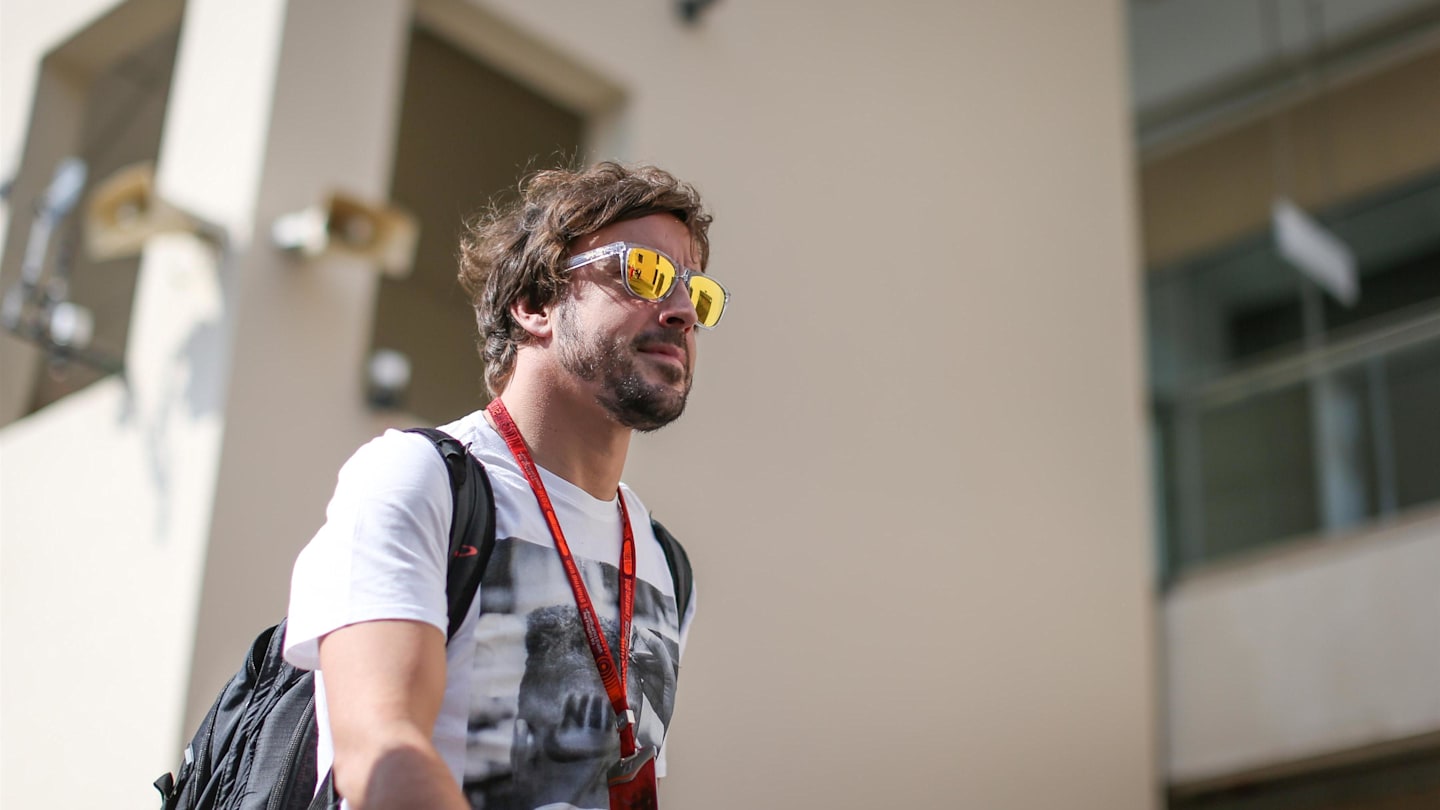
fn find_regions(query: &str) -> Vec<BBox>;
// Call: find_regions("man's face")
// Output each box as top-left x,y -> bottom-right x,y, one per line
554,213 -> 703,432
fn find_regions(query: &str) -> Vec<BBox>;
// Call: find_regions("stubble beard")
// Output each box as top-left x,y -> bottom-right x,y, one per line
555,313 -> 691,433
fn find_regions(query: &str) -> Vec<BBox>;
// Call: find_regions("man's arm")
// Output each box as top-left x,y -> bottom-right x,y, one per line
318,619 -> 469,810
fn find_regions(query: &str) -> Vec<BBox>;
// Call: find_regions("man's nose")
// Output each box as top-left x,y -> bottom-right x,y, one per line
657,280 -> 698,330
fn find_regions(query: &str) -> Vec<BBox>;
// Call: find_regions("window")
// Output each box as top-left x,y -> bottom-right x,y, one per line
0,24 -> 180,419
1149,171 -> 1440,578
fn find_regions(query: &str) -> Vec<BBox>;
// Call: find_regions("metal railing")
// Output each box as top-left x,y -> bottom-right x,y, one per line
1157,307 -> 1440,578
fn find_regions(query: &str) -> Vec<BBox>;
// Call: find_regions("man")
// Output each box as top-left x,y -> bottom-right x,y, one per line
283,163 -> 727,809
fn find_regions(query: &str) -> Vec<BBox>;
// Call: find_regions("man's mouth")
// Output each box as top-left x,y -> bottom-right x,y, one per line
637,344 -> 685,367
634,337 -> 687,371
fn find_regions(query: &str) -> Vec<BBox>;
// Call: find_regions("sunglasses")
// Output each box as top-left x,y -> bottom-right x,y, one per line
565,242 -> 729,329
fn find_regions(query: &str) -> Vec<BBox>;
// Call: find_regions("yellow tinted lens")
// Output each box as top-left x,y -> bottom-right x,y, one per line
687,275 -> 726,327
625,248 -> 675,300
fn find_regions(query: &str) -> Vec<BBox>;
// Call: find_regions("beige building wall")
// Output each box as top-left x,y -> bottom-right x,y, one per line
2,2 -> 1154,808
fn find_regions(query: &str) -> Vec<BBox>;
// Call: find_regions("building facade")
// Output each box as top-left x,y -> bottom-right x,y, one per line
16,1 -> 1388,808
1132,1 -> 1440,807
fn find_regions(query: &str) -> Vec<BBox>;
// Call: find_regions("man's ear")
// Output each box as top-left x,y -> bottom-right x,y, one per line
511,296 -> 554,341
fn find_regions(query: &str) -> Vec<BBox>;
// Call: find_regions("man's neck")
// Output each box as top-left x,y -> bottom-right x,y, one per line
489,374 -> 631,501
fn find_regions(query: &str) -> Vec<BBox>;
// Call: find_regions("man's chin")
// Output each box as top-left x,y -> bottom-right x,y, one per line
600,379 -> 689,432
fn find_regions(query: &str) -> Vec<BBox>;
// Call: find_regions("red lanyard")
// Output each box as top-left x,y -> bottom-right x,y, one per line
487,398 -> 640,756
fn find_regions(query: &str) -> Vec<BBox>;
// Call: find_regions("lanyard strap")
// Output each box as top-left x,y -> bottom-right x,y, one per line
486,398 -> 639,755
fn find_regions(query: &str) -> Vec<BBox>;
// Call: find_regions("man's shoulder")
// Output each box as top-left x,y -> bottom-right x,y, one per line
339,427 -> 445,485
436,410 -> 518,469
331,413 -> 494,504
430,410 -> 486,448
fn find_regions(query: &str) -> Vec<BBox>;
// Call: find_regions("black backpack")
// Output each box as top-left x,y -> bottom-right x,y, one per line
155,428 -> 693,810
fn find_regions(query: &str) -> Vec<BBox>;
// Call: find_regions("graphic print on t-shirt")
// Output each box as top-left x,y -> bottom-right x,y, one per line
461,536 -> 680,810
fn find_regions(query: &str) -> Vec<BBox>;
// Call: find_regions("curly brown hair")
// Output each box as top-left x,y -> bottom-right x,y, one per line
458,162 -> 712,397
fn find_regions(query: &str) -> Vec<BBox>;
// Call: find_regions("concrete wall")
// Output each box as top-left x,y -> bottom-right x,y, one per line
0,235 -> 222,803
1165,510 -> 1440,785
2,1 -> 1155,808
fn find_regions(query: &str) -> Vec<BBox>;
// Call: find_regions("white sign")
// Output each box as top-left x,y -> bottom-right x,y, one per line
1273,197 -> 1359,307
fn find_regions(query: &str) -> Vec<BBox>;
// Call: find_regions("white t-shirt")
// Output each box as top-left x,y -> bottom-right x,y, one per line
284,410 -> 694,810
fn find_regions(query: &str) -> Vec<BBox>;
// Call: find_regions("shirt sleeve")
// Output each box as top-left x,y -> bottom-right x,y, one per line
283,430 -> 454,670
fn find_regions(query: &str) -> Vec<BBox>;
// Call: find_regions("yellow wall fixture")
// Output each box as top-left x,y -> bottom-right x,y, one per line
270,193 -> 419,279
84,162 -> 217,261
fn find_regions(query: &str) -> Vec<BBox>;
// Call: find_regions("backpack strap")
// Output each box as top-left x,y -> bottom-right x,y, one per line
650,518 -> 694,624
404,427 -> 496,641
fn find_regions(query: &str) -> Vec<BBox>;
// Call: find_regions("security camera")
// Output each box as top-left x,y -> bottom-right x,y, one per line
271,193 -> 419,279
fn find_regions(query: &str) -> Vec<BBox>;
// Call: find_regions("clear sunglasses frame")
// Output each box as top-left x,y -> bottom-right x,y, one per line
565,241 -> 730,329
